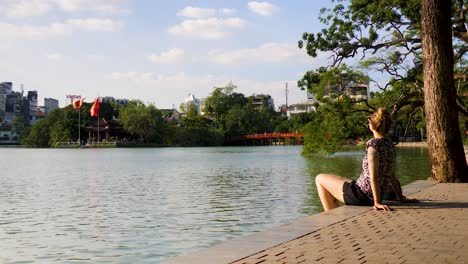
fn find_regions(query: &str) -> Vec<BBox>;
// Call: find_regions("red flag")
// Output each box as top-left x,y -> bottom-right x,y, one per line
90,97 -> 100,117
72,98 -> 84,110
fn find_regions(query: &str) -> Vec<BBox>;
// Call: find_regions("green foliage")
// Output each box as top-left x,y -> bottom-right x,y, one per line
21,119 -> 50,147
49,122 -> 72,146
168,127 -> 224,146
299,0 -> 422,67
99,102 -> 115,121
119,100 -> 163,143
180,104 -> 210,128
203,83 -> 248,126
21,106 -> 79,147
302,99 -> 368,155
223,102 -> 279,137
11,116 -> 29,136
302,114 -> 346,155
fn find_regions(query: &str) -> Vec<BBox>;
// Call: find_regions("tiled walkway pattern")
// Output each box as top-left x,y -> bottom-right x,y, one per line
232,183 -> 468,264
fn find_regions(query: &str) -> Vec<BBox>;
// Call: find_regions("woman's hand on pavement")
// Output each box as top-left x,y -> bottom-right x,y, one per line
373,203 -> 392,211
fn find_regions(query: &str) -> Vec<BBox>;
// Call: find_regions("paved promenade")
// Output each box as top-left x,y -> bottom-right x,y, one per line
164,181 -> 468,264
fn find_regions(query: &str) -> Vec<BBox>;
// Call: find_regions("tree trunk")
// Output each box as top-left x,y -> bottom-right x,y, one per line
421,0 -> 468,182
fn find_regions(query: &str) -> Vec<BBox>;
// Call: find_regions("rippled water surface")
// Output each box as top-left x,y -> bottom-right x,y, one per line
0,146 -> 430,263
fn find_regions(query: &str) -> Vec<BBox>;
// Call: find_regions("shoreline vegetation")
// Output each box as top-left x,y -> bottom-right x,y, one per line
7,87 -> 466,153
0,140 -> 433,149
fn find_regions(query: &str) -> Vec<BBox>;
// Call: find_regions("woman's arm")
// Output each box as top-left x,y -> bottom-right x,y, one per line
368,146 -> 391,211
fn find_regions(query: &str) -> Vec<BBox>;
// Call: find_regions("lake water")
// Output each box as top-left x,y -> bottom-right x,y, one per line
0,146 -> 430,263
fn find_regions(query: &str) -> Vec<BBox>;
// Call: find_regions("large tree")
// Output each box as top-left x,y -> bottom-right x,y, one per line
202,82 -> 249,132
421,0 -> 467,182
299,0 -> 467,182
119,100 -> 163,143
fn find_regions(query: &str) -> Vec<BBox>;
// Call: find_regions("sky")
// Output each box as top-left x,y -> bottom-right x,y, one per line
0,0 -> 340,109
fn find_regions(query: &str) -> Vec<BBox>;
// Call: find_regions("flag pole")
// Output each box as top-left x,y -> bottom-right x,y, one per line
97,97 -> 100,143
78,108 -> 81,145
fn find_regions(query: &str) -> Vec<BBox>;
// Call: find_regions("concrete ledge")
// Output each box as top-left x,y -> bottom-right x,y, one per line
401,179 -> 437,195
162,180 -> 435,264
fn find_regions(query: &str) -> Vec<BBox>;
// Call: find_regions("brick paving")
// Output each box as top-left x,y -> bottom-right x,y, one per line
232,183 -> 468,264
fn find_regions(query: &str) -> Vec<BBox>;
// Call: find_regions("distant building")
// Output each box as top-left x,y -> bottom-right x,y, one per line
307,80 -> 370,104
307,91 -> 317,103
44,98 -> 59,114
347,85 -> 369,102
160,108 -> 181,124
287,102 -> 315,118
115,98 -> 129,105
183,93 -> 200,114
0,121 -> 19,144
249,94 -> 275,111
0,82 -> 13,121
278,104 -> 288,116
84,117 -> 126,142
4,92 -> 22,122
101,96 -> 129,105
1,82 -> 56,124
36,106 -> 46,120
20,97 -> 30,122
0,82 -> 13,94
27,91 -> 38,125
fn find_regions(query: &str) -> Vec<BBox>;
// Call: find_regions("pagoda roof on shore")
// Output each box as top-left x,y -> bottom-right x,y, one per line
87,118 -> 107,127
84,117 -> 124,132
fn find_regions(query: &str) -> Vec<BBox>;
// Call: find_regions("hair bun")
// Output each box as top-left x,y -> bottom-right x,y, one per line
371,108 -> 392,134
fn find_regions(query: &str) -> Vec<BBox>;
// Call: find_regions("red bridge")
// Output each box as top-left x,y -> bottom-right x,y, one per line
225,132 -> 305,146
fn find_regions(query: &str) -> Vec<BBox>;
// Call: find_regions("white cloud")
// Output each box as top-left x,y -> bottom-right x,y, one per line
248,1 -> 278,16
111,71 -> 155,81
208,43 -> 312,64
53,0 -> 129,14
220,8 -> 236,15
176,6 -> 237,18
177,6 -> 217,18
148,49 -> 185,64
46,52 -> 63,60
0,22 -> 69,39
168,17 -> 246,39
0,0 -> 52,18
0,18 -> 121,41
0,0 -> 129,17
66,18 -> 122,32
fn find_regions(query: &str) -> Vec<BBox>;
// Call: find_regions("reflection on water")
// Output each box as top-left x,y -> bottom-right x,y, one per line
0,146 -> 429,263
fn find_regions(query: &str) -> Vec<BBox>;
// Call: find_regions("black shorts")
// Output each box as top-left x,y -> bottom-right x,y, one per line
343,181 -> 373,206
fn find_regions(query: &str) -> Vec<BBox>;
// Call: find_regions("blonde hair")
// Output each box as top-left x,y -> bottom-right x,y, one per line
369,108 -> 392,135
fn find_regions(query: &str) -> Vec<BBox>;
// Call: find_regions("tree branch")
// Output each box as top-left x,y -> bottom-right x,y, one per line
454,46 -> 468,62
453,31 -> 468,43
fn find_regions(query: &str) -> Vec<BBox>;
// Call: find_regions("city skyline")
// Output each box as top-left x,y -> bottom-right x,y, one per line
1,0 -> 346,109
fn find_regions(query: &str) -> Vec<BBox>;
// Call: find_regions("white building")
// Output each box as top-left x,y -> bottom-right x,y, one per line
347,85 -> 369,102
183,93 -> 201,114
287,102 -> 316,118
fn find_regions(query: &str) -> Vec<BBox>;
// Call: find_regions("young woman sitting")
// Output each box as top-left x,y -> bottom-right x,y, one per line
315,108 -> 416,211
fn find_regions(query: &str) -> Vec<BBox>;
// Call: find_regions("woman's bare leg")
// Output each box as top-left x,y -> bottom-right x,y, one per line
315,174 -> 352,211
